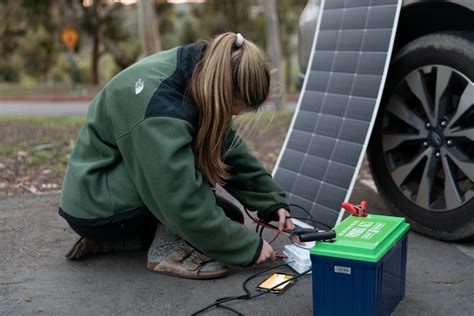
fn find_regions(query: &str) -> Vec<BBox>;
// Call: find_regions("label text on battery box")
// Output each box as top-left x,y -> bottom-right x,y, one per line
334,266 -> 351,274
340,221 -> 385,240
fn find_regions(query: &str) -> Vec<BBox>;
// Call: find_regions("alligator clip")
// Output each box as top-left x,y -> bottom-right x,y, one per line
341,200 -> 368,217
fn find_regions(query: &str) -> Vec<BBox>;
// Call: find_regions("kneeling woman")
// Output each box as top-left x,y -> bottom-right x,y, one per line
59,32 -> 293,279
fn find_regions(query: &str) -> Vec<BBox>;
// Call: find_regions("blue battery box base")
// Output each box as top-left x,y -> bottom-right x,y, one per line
310,214 -> 410,316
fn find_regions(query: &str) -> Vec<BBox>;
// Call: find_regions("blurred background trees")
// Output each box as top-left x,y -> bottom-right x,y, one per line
0,0 -> 305,93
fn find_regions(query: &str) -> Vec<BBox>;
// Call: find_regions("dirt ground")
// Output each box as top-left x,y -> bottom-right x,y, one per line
0,117 -> 83,196
0,112 -> 291,197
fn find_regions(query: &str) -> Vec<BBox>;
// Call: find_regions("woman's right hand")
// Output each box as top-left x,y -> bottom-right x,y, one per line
256,240 -> 276,264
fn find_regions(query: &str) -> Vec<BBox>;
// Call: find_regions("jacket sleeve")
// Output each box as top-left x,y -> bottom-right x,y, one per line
222,122 -> 289,223
118,117 -> 262,266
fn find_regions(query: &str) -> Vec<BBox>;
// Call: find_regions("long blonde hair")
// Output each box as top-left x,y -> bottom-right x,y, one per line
191,32 -> 270,186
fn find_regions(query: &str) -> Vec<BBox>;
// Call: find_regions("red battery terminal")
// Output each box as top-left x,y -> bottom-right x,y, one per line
341,200 -> 368,217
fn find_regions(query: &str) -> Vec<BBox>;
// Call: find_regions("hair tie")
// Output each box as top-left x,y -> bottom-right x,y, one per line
235,33 -> 245,48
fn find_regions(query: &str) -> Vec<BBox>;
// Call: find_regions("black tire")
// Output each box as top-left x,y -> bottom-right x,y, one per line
368,31 -> 474,241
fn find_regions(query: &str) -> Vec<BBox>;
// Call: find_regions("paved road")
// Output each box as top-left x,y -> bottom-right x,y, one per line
0,100 -> 298,117
1,180 -> 473,315
0,101 -> 90,117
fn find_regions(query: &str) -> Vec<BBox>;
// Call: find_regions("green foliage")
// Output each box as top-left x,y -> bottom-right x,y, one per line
0,1 -> 63,82
0,64 -> 21,83
0,115 -> 84,128
179,18 -> 199,45
182,0 -> 304,91
0,0 -> 305,91
0,83 -> 100,97
18,26 -> 60,79
19,0 -> 56,29
0,2 -> 27,82
0,1 -> 61,82
0,143 -> 24,157
97,2 -> 140,65
78,1 -> 141,83
196,0 -> 266,47
156,2 -> 176,49
49,55 -> 72,83
0,2 -> 26,58
27,149 -> 56,166
278,0 -> 307,92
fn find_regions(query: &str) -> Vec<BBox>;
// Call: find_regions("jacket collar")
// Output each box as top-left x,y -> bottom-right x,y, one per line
178,42 -> 205,83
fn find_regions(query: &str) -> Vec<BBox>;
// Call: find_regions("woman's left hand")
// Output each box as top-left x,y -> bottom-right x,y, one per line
275,208 -> 303,244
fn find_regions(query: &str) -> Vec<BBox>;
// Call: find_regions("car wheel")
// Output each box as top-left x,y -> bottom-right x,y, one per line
368,32 -> 474,241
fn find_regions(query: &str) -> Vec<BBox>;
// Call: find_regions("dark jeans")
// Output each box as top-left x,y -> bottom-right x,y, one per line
67,194 -> 244,245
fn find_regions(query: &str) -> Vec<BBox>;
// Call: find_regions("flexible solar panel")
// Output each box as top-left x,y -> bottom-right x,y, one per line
273,0 -> 402,228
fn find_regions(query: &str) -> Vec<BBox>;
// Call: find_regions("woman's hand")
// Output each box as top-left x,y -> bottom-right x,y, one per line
256,240 -> 276,264
276,208 -> 303,245
276,208 -> 293,231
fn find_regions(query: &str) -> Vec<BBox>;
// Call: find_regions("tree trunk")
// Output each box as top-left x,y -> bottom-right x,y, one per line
87,0 -> 103,85
285,53 -> 292,93
92,33 -> 100,85
138,0 -> 161,56
264,0 -> 284,111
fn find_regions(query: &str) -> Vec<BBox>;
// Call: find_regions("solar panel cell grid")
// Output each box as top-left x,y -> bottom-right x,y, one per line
272,0 -> 402,227
321,94 -> 348,116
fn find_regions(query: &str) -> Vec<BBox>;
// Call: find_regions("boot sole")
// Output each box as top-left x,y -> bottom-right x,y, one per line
146,263 -> 229,280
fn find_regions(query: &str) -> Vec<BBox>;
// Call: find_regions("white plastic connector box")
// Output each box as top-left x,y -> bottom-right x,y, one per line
283,242 -> 315,274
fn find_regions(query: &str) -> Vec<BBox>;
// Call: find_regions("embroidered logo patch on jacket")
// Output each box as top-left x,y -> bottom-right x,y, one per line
135,78 -> 144,95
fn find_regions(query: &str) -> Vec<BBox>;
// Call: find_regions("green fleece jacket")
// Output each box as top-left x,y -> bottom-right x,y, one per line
59,43 -> 289,266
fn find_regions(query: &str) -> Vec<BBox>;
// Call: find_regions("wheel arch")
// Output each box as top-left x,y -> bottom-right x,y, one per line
394,1 -> 474,55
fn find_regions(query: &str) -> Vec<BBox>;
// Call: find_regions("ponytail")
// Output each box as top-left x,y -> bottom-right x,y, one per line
191,32 -> 270,186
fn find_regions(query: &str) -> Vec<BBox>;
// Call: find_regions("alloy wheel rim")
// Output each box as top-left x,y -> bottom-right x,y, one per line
383,65 -> 474,212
